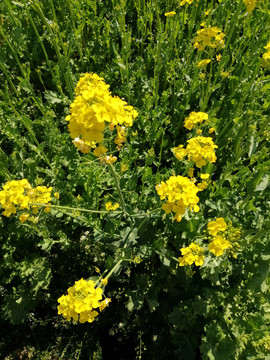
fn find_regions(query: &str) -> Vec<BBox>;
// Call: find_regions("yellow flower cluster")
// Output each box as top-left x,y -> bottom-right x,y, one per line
0,179 -> 52,219
194,26 -> 225,51
57,278 -> 111,324
196,59 -> 211,70
180,0 -> 193,6
261,40 -> 270,68
173,136 -> 218,168
114,125 -> 126,150
184,111 -> 209,130
156,175 -> 200,222
105,202 -> 120,211
178,243 -> 205,266
207,218 -> 231,256
65,73 -> 138,154
243,0 -> 260,12
164,11 -> 176,17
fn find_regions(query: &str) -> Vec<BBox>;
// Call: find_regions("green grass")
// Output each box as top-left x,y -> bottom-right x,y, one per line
0,0 -> 270,359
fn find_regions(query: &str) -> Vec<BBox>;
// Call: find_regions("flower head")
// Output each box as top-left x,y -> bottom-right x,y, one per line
57,278 -> 111,323
184,112 -> 208,130
178,243 -> 205,266
194,26 -> 225,52
156,175 -> 200,222
66,73 -> 138,154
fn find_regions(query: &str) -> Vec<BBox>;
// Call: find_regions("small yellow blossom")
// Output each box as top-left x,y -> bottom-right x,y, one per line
207,217 -> 227,236
105,201 -> 120,211
121,163 -> 129,172
200,173 -> 210,180
194,26 -> 226,52
209,127 -> 215,134
44,205 -> 51,213
188,168 -> 195,177
178,243 -> 205,266
180,0 -> 193,6
243,0 -> 260,13
93,144 -> 108,157
196,59 -> 211,70
199,73 -> 206,80
54,192 -> 60,200
220,70 -> 229,78
196,129 -> 202,135
72,138 -> 92,154
216,54 -> 222,62
184,111 -> 208,130
19,213 -> 30,223
100,155 -> 118,164
165,11 -> 176,17
209,235 -> 232,256
101,278 -> 108,286
197,181 -> 208,191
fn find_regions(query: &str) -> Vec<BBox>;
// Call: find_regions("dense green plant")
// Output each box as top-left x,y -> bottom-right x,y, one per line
0,0 -> 269,358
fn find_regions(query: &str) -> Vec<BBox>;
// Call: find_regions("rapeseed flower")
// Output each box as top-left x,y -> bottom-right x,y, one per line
173,136 -> 218,168
0,179 -> 52,218
194,26 -> 225,51
57,278 -> 111,324
105,202 -> 120,211
209,235 -> 232,256
184,111 -> 208,130
178,243 -> 205,266
156,175 -> 200,222
180,0 -> 193,6
164,11 -> 176,17
207,217 -> 227,236
243,0 -> 260,12
261,40 -> 270,68
66,73 -> 138,154
196,59 -> 211,70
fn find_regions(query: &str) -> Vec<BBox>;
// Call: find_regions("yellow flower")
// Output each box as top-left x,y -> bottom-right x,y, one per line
105,201 -> 120,211
101,278 -> 108,286
184,111 -> 208,130
180,0 -> 193,6
200,173 -> 210,180
100,155 -> 118,164
72,138 -> 92,154
93,144 -> 108,157
188,168 -> 195,177
209,127 -> 215,134
243,0 -> 260,13
216,54 -> 222,62
164,11 -> 176,17
0,179 -> 53,218
176,136 -> 218,168
57,278 -> 111,323
121,163 -> 129,172
199,73 -> 206,80
66,73 -> 138,154
209,235 -> 231,256
178,243 -> 205,266
194,26 -> 225,52
220,70 -> 229,78
207,217 -> 227,236
19,213 -> 29,223
156,175 -> 200,222
196,59 -> 211,70
54,192 -> 60,200
196,129 -> 202,135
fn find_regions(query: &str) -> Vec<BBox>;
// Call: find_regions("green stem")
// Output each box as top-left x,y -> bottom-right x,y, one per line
108,163 -> 127,216
29,202 -> 121,215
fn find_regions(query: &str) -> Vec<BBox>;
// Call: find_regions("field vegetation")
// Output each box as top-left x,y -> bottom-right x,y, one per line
0,0 -> 270,359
